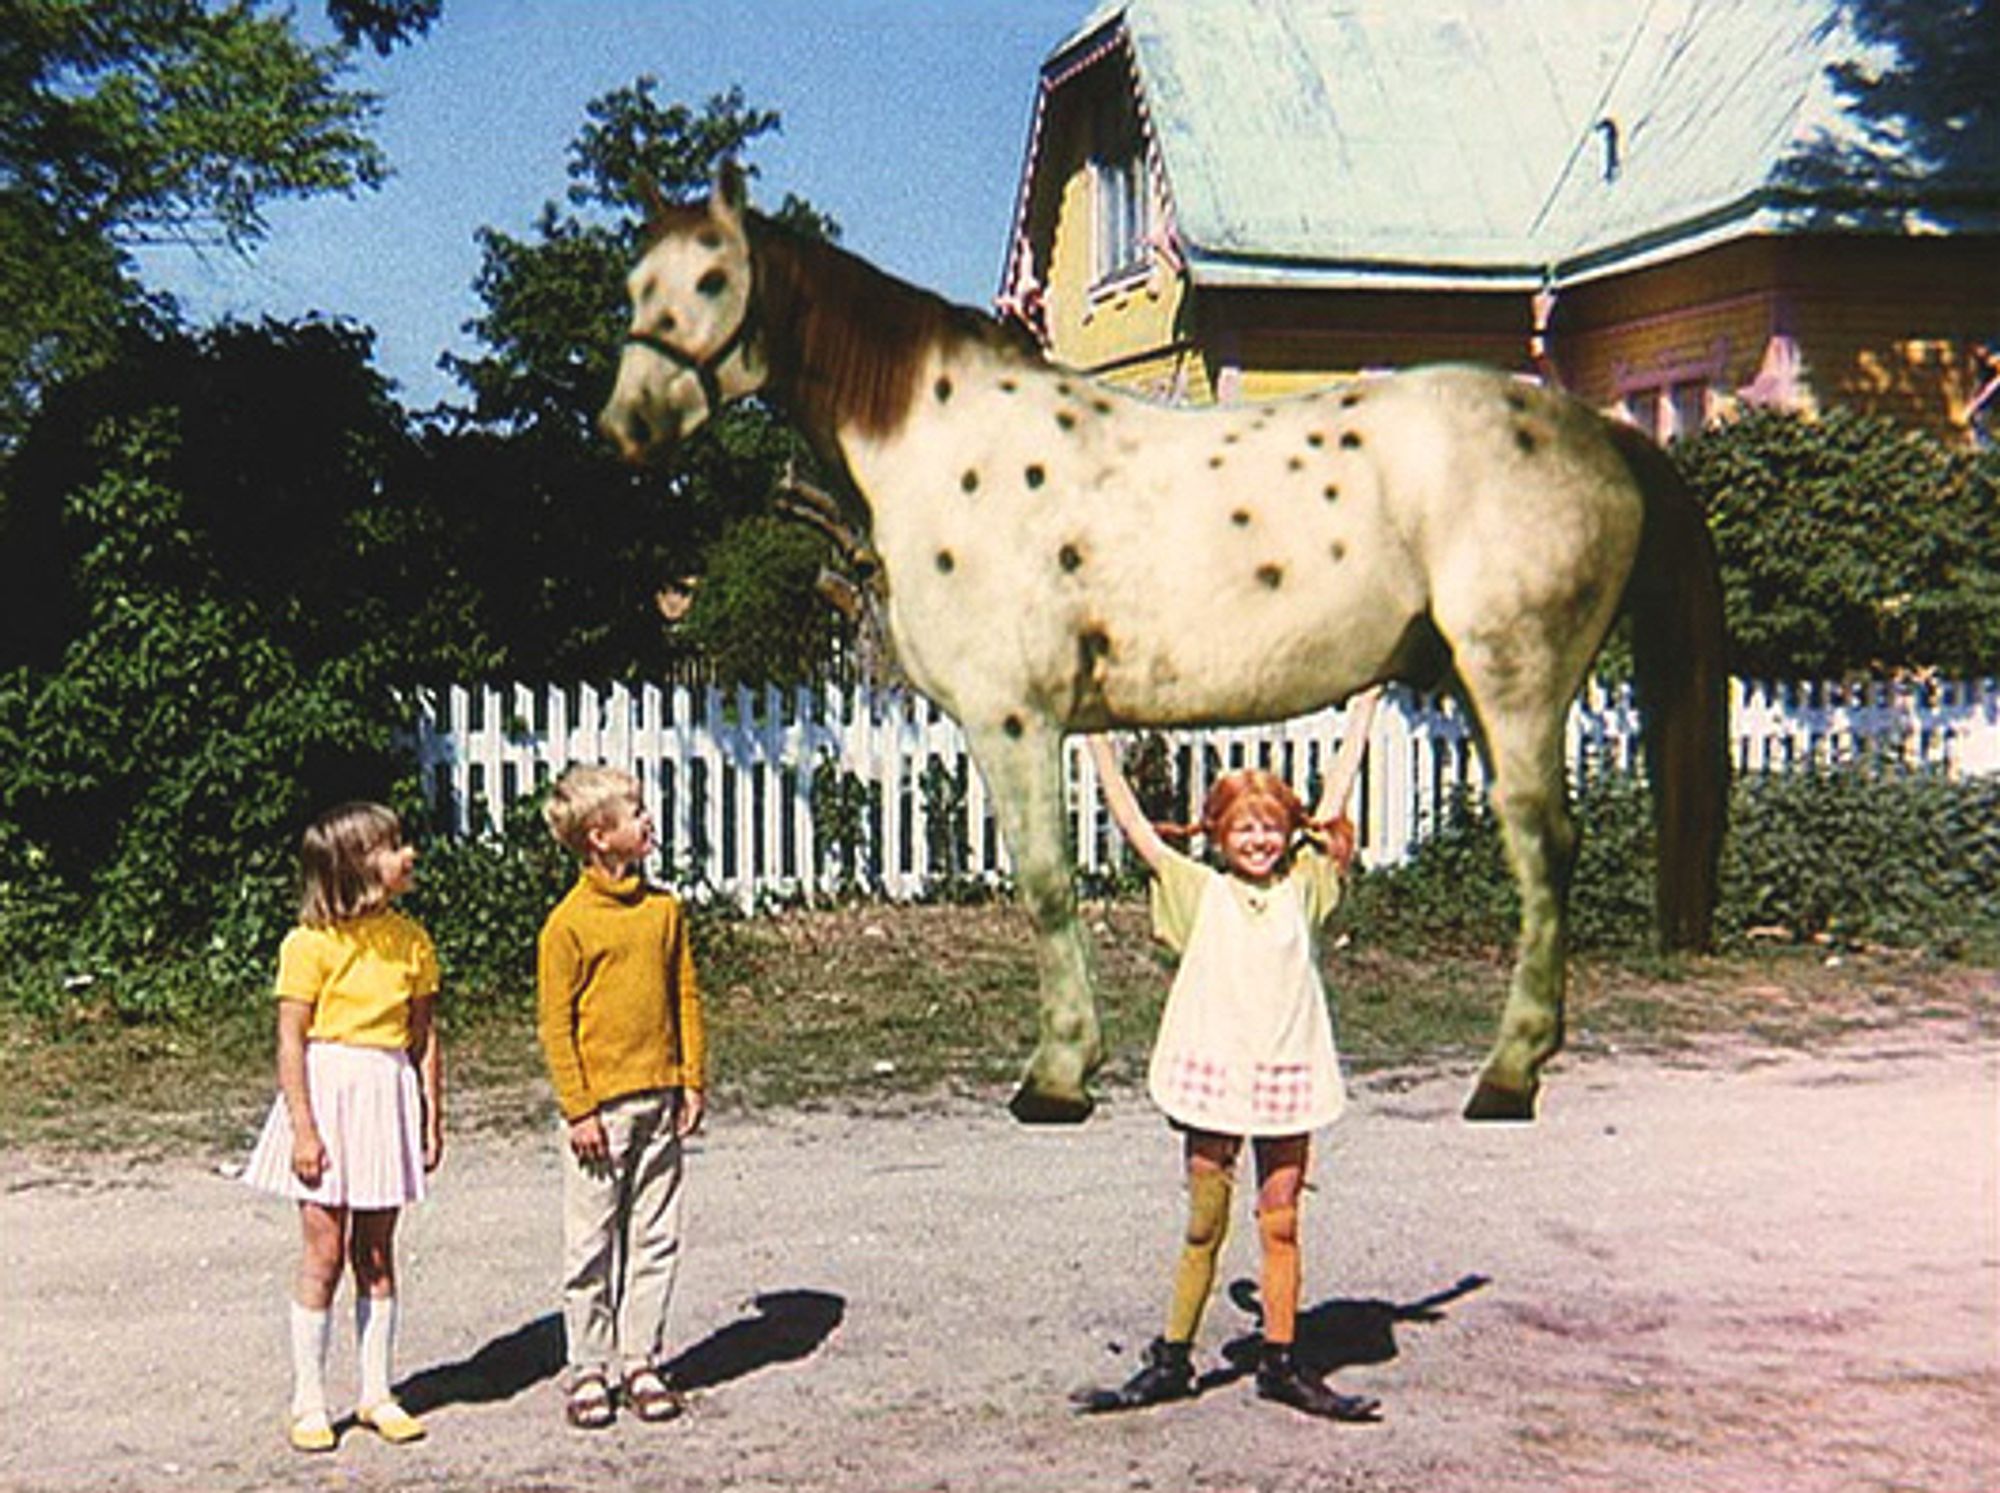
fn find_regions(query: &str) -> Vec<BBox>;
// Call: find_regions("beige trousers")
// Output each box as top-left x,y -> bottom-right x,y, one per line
560,1089 -> 687,1380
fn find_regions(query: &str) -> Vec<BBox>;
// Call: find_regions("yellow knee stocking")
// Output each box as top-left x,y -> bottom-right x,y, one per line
1164,1169 -> 1233,1342
1258,1204 -> 1301,1345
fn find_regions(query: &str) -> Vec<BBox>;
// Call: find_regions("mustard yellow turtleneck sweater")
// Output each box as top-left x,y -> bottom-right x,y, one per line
536,871 -> 704,1120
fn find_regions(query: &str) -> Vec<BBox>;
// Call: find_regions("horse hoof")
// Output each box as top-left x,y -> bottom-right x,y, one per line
1462,1078 -> 1537,1122
1008,1083 -> 1095,1125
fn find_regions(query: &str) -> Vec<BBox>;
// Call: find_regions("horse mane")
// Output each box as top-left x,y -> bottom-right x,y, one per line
747,214 -> 1045,446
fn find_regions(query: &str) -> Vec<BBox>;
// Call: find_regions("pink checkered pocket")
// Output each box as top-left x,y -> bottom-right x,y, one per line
1251,1063 -> 1314,1125
1164,1053 -> 1231,1109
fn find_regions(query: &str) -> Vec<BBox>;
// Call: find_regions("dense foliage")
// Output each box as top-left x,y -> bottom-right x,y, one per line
0,0 -> 435,448
1675,407 -> 2000,679
1346,763 -> 2000,963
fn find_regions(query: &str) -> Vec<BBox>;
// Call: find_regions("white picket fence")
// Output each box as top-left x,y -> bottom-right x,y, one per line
410,677 -> 2000,908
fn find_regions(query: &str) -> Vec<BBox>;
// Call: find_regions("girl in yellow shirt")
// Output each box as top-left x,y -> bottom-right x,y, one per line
243,802 -> 444,1452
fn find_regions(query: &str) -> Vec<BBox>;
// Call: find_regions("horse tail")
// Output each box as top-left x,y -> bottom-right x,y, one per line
1608,421 -> 1729,952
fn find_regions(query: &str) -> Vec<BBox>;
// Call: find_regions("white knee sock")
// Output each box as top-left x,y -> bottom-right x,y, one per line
289,1302 -> 331,1420
355,1293 -> 399,1408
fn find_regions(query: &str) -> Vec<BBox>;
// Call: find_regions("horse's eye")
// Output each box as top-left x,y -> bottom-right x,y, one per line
697,269 -> 729,298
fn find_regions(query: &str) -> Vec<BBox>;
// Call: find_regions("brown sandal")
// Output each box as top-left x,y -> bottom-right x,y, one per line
565,1372 -> 614,1430
624,1366 -> 686,1423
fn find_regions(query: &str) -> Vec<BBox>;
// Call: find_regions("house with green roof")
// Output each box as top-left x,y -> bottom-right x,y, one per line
998,0 -> 2000,444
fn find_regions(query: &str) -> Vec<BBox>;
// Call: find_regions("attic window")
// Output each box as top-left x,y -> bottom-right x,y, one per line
1090,92 -> 1150,285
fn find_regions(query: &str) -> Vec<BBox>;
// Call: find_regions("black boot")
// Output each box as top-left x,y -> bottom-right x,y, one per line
1255,1345 -> 1381,1422
1074,1338 -> 1197,1413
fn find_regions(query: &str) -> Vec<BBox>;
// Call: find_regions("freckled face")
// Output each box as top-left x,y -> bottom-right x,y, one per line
1217,808 -> 1290,884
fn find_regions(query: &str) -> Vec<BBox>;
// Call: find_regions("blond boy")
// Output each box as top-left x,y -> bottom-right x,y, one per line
537,766 -> 705,1428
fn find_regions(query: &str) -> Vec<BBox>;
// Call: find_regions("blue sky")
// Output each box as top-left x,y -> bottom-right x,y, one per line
137,1 -> 1093,410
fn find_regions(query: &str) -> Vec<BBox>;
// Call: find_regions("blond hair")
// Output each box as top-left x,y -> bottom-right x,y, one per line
298,801 -> 402,926
544,765 -> 642,854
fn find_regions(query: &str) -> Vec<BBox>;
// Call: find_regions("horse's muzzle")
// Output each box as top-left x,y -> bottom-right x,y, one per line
599,400 -> 669,466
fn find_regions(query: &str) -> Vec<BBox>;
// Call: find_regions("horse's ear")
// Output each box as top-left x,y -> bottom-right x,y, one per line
712,157 -> 748,220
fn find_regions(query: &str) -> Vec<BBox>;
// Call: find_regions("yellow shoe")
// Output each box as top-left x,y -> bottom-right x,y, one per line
287,1411 -> 336,1453
357,1399 -> 427,1444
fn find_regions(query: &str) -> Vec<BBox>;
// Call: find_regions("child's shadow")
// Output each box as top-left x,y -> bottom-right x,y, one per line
395,1289 -> 846,1414
1199,1273 -> 1489,1390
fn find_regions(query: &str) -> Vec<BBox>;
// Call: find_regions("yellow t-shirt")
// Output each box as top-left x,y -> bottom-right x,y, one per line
275,910 -> 440,1049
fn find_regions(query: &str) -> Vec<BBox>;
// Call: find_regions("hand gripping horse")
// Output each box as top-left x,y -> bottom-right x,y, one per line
601,169 -> 1728,1124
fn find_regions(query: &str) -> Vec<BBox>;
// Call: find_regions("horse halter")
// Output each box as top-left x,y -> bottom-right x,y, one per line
622,283 -> 759,421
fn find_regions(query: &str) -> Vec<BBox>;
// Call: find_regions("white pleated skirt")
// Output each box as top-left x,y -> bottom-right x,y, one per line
243,1042 -> 427,1209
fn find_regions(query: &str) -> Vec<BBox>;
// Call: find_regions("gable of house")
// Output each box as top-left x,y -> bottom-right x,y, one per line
1002,0 -> 2000,438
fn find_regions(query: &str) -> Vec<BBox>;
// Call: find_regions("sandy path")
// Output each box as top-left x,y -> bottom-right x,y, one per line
3,1035 -> 1995,1492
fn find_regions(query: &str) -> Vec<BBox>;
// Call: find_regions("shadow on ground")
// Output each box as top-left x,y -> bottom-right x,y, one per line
1205,1272 -> 1491,1389
396,1288 -> 846,1414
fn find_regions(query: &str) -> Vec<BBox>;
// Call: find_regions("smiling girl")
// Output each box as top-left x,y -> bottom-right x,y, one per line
1079,702 -> 1381,1423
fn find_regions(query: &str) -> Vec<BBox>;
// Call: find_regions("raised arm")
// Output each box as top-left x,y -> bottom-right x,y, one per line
1085,734 -> 1170,874
1314,687 -> 1382,824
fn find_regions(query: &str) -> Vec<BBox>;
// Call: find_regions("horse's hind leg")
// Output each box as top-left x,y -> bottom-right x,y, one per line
1456,676 -> 1579,1121
964,713 -> 1104,1123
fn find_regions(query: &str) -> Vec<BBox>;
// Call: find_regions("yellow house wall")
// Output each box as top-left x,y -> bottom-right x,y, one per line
1554,237 -> 2000,440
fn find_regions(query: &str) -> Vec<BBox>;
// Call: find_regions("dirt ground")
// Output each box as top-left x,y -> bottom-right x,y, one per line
3,1023 -> 1996,1493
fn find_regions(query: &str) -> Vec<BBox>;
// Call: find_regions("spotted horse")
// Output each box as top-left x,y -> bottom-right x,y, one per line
601,167 -> 1729,1124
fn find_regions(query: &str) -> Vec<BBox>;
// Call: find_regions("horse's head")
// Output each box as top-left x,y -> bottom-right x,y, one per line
600,163 -> 764,465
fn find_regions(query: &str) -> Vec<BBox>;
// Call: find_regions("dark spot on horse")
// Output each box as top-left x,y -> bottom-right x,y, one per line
1000,378 -> 1018,394
1056,381 -> 1073,397
1256,564 -> 1284,590
935,376 -> 953,403
1092,399 -> 1114,416
1003,714 -> 1024,739
1059,543 -> 1083,572
1224,431 -> 1240,445
1323,484 -> 1341,502
1231,509 -> 1252,527
1340,431 -> 1363,450
960,469 -> 979,494
1056,411 -> 1076,431
935,550 -> 956,573
1341,390 -> 1364,408
696,228 -> 723,249
1209,455 -> 1225,469
1515,426 -> 1538,454
1331,541 -> 1348,562
1307,431 -> 1325,448
1287,456 -> 1304,472
1025,463 -> 1046,489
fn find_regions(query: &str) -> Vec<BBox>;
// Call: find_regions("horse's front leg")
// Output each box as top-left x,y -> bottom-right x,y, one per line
964,713 -> 1103,1123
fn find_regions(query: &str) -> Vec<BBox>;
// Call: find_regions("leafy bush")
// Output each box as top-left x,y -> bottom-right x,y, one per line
405,796 -> 575,1011
1674,407 -> 2000,679
1346,764 -> 2000,961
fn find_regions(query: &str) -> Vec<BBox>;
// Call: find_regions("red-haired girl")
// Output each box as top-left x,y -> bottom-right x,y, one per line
1080,695 -> 1381,1422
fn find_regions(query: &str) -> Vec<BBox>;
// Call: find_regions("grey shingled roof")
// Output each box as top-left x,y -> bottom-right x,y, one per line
1041,0 -> 1991,290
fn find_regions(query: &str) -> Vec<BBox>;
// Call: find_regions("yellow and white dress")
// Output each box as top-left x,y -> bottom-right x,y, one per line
1145,845 -> 1347,1136
243,909 -> 439,1208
